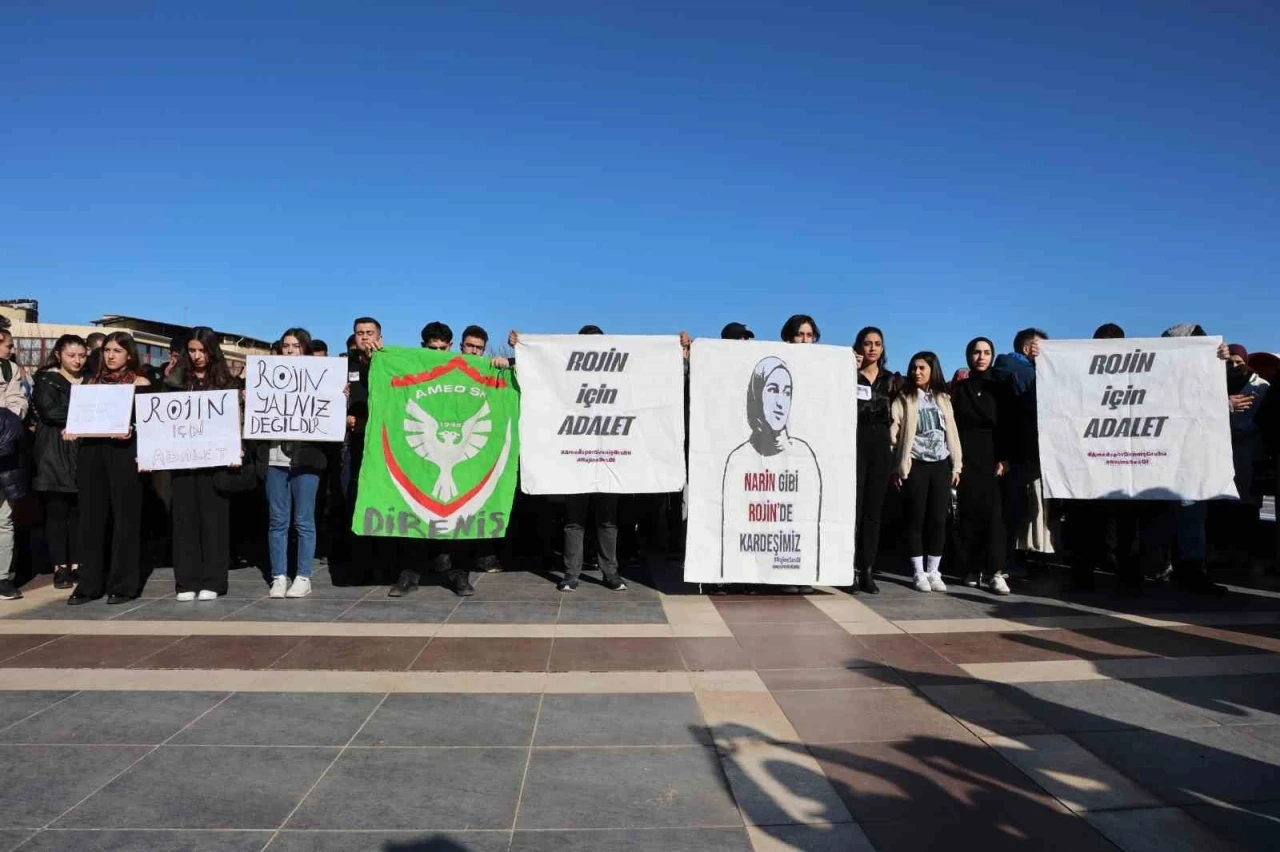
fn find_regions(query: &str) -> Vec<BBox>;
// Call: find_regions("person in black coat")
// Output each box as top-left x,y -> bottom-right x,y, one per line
0,408 -> 34,600
950,337 -> 1010,595
852,326 -> 899,594
30,334 -> 89,590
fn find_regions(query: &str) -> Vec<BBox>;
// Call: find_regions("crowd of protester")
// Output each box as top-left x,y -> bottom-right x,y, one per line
0,314 -> 1274,607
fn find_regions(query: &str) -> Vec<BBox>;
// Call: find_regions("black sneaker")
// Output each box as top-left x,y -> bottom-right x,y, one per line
603,576 -> 628,592
0,579 -> 22,601
388,569 -> 419,598
53,566 -> 74,590
450,572 -> 476,597
557,577 -> 578,592
858,570 -> 880,595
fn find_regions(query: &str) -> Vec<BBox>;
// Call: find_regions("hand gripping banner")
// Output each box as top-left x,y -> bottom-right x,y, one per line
353,347 -> 520,540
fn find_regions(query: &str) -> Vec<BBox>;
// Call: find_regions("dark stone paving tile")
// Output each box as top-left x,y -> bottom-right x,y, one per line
0,691 -> 74,730
1077,626 -> 1269,658
58,746 -> 338,829
0,831 -> 29,852
361,583 -> 469,602
1085,807 -> 1244,852
0,745 -> 151,827
918,630 -> 1155,665
5,599 -> 150,621
759,667 -> 907,692
549,638 -> 685,672
109,599 -> 253,622
918,684 -> 1054,737
0,691 -> 226,745
468,575 -> 564,602
284,580 -> 370,600
517,746 -> 740,829
6,636 -> 183,669
776,688 -> 975,744
18,830 -> 271,851
849,633 -> 975,686
535,694 -> 710,746
354,694 -> 539,747
859,811 -> 1120,852
172,693 -> 383,746
224,599 -> 357,623
561,577 -> 662,603
727,619 -> 851,638
857,596 -> 985,620
557,601 -> 667,624
335,601 -> 460,623
267,831 -> 512,851
999,680 -> 1224,733
676,638 -> 752,671
1185,800 -> 1280,852
270,636 -> 430,671
0,635 -> 62,663
448,601 -> 560,624
713,599 -> 831,625
412,638 -> 551,672
1073,726 -> 1280,805
733,635 -> 882,670
136,635 -> 304,670
509,828 -> 752,851
1136,674 -> 1280,727
288,748 -> 526,830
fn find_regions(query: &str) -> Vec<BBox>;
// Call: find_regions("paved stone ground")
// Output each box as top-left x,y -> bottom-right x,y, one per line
1,561 -> 1278,851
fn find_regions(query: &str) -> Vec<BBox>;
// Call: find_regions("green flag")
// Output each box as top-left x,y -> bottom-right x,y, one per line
353,347 -> 520,540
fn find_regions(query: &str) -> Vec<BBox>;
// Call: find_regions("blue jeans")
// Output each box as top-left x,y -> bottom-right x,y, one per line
267,467 -> 319,579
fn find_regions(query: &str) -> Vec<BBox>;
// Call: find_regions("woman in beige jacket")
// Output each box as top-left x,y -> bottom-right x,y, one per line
890,352 -> 963,592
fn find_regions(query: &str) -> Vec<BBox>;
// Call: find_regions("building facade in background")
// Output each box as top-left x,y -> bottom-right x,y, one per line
0,298 -> 271,373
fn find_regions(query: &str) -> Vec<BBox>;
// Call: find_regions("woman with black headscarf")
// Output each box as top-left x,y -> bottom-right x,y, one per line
950,337 -> 1010,594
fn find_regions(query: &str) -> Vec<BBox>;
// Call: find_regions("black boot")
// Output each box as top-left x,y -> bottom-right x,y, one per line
450,571 -> 475,597
1174,561 -> 1226,596
388,569 -> 419,597
53,566 -> 74,590
858,568 -> 880,595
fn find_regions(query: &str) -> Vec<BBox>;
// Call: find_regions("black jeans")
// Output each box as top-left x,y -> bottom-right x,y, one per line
956,467 -> 1004,579
856,424 -> 893,572
171,469 -> 231,594
75,440 -> 143,599
41,492 -> 79,567
903,459 -> 951,557
563,493 -> 619,581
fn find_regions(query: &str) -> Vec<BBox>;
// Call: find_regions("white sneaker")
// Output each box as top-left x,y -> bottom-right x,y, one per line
269,576 -> 288,599
913,573 -> 932,593
986,574 -> 1011,595
964,573 -> 979,587
285,577 -> 312,599
927,572 -> 948,592
176,591 -> 196,602
197,590 -> 218,601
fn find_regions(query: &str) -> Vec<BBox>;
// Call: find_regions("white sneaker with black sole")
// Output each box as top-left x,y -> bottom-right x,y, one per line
913,573 -> 932,593
927,573 -> 948,592
985,574 -> 1011,595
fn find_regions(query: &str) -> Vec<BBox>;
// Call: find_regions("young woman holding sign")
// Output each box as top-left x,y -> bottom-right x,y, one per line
31,335 -> 88,590
891,352 -> 964,594
258,327 -> 327,599
68,333 -> 152,605
167,327 -> 241,602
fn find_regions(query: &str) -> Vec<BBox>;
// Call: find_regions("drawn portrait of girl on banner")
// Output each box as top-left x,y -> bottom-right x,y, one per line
720,356 -> 824,582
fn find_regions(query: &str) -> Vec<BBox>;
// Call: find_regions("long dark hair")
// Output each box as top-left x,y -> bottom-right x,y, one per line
91,331 -> 143,383
781,314 -> 820,343
853,326 -> 886,368
899,351 -> 948,398
180,326 -> 233,390
41,334 -> 88,372
281,327 -> 315,355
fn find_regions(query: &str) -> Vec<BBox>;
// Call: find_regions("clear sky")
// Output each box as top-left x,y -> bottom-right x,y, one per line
2,1 -> 1276,370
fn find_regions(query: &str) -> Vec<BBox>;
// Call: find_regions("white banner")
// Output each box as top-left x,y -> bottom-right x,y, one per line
1037,337 -> 1237,500
516,334 -> 685,494
243,356 -> 347,442
66,384 -> 135,437
136,390 -> 242,471
685,340 -> 856,586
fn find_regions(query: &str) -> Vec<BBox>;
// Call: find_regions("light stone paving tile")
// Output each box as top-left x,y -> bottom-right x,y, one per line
807,594 -> 894,626
833,621 -> 903,635
746,824 -> 876,852
0,583 -> 67,618
434,624 -> 558,638
718,741 -> 854,827
554,624 -> 674,638
0,621 -> 448,637
696,690 -> 803,747
983,733 -> 1165,813
671,621 -> 737,638
895,615 -> 1126,634
691,671 -> 769,693
960,655 -> 1270,684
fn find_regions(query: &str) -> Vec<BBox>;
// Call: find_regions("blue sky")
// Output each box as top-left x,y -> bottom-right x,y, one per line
2,1 -> 1276,371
